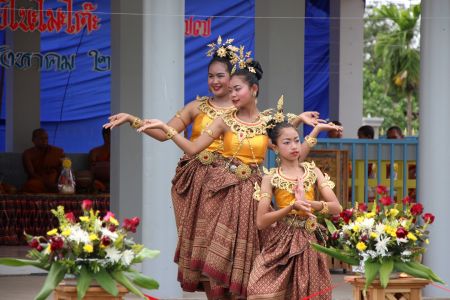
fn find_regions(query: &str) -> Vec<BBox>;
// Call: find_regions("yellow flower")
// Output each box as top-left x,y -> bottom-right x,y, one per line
61,229 -> 71,237
407,232 -> 417,241
370,232 -> 378,239
109,217 -> 119,226
356,242 -> 367,252
83,244 -> 94,253
62,158 -> 72,169
366,212 -> 375,218
425,239 -> 430,244
79,216 -> 89,222
352,224 -> 360,232
356,216 -> 364,223
47,228 -> 58,236
89,234 -> 99,241
44,245 -> 52,254
389,208 -> 399,217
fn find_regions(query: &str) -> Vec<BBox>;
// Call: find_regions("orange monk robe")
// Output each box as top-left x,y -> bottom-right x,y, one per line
22,145 -> 65,193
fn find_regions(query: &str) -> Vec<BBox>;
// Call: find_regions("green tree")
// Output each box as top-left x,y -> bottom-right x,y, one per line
372,4 -> 421,136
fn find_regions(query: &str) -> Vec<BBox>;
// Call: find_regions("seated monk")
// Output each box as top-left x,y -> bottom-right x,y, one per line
22,128 -> 65,193
89,127 -> 110,192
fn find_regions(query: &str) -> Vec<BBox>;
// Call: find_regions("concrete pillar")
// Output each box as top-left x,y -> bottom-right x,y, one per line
329,0 -> 364,138
419,1 -> 450,297
255,0 -> 305,115
5,0 -> 40,152
141,0 -> 184,298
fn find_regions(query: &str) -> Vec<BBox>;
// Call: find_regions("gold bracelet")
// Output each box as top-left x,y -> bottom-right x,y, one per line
304,135 -> 317,148
288,199 -> 296,210
318,201 -> 329,214
166,126 -> 178,140
130,117 -> 142,129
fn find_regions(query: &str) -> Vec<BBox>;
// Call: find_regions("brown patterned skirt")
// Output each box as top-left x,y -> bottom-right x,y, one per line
247,217 -> 332,300
177,158 -> 262,298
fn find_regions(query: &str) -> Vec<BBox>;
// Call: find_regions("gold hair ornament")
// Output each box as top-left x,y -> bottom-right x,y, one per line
206,36 -> 239,59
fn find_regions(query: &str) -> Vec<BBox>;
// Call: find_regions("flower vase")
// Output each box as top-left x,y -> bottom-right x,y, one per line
54,279 -> 129,300
351,261 -> 400,279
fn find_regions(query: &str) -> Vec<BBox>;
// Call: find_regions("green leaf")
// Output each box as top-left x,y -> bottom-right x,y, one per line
93,269 -> 118,296
324,219 -> 337,234
132,248 -> 160,264
0,258 -> 48,270
77,266 -> 94,300
35,262 -> 67,300
379,259 -> 394,288
364,260 -> 381,290
405,262 -> 445,284
111,271 -> 145,298
310,243 -> 359,265
127,269 -> 159,290
394,261 -> 430,280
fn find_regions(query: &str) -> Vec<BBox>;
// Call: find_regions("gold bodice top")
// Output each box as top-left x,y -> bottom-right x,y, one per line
190,97 -> 233,153
270,162 -> 317,216
221,111 -> 269,165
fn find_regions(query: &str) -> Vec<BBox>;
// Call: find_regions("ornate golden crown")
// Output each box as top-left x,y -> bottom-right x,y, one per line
206,36 -> 239,59
230,45 -> 256,74
265,95 -> 298,129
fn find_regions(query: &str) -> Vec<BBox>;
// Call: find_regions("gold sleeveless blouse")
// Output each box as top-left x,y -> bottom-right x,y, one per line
270,162 -> 318,217
221,110 -> 269,165
190,97 -> 233,153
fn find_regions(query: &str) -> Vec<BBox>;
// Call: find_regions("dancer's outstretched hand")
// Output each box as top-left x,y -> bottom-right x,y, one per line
315,122 -> 343,133
137,119 -> 165,132
298,111 -> 324,127
104,113 -> 133,129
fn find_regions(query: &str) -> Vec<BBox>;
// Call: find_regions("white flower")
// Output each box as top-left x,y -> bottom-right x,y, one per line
360,218 -> 375,230
396,238 -> 408,244
401,250 -> 412,257
68,225 -> 90,244
100,228 -> 119,241
375,223 -> 386,235
105,247 -> 122,263
93,219 -> 103,233
375,236 -> 391,257
121,250 -> 135,266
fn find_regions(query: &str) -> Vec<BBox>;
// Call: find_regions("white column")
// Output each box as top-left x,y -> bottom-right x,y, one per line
255,0 -> 305,114
141,1 -> 184,298
419,1 -> 450,297
329,0 -> 364,138
5,0 -> 40,152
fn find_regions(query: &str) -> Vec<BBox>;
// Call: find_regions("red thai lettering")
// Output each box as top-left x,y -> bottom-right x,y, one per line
185,16 -> 212,37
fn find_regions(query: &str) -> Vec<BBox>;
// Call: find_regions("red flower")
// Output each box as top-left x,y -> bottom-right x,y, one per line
380,196 -> 393,206
396,227 -> 408,238
108,224 -> 116,232
81,199 -> 93,211
29,238 -> 40,249
50,236 -> 64,251
376,185 -> 388,195
331,231 -> 339,240
410,203 -> 424,216
340,209 -> 353,224
422,213 -> 435,224
358,202 -> 368,212
123,217 -> 141,233
103,211 -> 115,222
331,215 -> 341,224
402,196 -> 412,205
65,212 -> 76,223
101,236 -> 111,247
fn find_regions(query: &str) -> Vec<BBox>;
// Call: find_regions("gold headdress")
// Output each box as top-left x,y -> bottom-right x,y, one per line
230,45 -> 256,74
206,36 -> 239,59
266,95 -> 299,129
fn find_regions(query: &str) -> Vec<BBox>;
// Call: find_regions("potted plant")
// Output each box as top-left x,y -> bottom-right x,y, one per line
312,185 -> 444,289
0,199 -> 159,300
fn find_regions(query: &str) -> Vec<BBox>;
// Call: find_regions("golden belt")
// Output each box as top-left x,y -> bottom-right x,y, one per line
282,215 -> 318,233
227,161 -> 257,180
197,150 -> 216,165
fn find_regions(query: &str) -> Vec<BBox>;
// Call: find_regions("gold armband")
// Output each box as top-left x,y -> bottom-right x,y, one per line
319,173 -> 335,190
175,110 -> 188,127
166,126 -> 178,140
260,192 -> 271,200
204,128 -> 215,139
318,201 -> 329,214
130,117 -> 142,129
304,135 -> 317,148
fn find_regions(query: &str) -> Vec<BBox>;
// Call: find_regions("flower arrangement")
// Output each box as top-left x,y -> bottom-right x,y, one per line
312,185 -> 443,289
0,199 -> 159,300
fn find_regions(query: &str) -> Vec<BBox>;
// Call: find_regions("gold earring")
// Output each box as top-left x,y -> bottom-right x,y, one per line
252,92 -> 256,97
275,151 -> 280,167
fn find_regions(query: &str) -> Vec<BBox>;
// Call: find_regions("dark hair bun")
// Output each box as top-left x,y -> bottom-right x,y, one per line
248,60 -> 263,80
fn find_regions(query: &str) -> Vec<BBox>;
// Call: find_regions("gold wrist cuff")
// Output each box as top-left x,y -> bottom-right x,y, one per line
304,135 -> 317,148
166,126 -> 178,140
131,117 -> 142,129
318,200 -> 329,214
